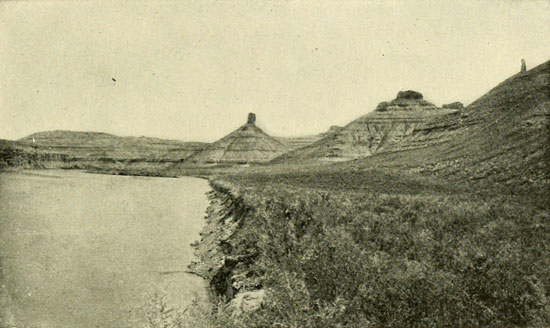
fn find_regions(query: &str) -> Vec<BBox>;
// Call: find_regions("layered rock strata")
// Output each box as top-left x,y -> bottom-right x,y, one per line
274,91 -> 457,162
187,113 -> 286,164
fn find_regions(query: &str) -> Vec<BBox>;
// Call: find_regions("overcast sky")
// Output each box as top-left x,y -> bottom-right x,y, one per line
1,1 -> 549,142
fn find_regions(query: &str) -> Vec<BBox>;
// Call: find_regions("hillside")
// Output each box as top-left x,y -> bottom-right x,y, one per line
274,135 -> 322,152
0,139 -> 71,169
186,113 -> 287,164
351,59 -> 550,190
19,130 -> 206,162
273,91 -> 457,163
179,59 -> 550,328
274,126 -> 342,151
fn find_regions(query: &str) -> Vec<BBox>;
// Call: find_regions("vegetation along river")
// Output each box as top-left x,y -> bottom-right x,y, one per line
0,170 -> 210,327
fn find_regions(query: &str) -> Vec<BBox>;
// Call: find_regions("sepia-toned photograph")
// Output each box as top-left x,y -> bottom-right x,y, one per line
1,1 -> 549,327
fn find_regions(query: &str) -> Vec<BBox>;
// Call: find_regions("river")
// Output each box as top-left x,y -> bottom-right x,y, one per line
0,170 -> 210,327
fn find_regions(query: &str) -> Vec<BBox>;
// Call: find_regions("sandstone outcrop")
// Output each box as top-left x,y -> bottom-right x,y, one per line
375,91 -> 439,112
397,90 -> 423,99
442,102 -> 464,109
247,113 -> 256,124
230,290 -> 265,317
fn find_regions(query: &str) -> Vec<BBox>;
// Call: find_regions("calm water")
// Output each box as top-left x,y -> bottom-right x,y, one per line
0,170 -> 210,327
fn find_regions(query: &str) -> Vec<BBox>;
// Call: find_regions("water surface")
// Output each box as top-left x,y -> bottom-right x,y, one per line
0,170 -> 210,327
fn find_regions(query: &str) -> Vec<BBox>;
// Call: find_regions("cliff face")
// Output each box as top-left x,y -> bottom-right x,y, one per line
187,113 -> 287,164
274,91 -> 456,162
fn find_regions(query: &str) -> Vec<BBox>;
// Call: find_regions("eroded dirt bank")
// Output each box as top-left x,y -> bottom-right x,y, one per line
190,180 -> 253,296
188,179 -> 265,321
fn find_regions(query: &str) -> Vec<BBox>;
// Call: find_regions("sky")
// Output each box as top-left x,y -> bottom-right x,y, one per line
1,0 -> 549,142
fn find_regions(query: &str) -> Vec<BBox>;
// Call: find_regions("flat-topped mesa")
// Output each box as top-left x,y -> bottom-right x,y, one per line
247,113 -> 256,125
375,90 -> 439,112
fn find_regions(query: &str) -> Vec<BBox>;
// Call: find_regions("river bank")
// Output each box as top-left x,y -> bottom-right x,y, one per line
181,168 -> 550,328
3,165 -> 548,327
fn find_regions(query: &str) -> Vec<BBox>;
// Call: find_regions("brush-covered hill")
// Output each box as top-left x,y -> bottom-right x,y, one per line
352,59 -> 550,190
18,130 -> 206,162
273,91 -> 457,163
186,113 -> 287,164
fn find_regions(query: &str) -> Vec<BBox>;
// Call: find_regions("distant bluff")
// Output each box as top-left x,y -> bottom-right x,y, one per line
273,91 -> 457,163
186,113 -> 287,164
18,130 -> 206,162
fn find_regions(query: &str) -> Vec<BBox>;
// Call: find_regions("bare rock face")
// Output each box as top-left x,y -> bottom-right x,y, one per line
442,102 -> 464,109
230,290 -> 265,317
375,90 -> 439,112
396,90 -> 423,99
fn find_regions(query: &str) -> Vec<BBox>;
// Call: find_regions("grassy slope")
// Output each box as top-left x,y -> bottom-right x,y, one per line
178,61 -> 550,327
353,60 -> 549,188
181,166 -> 549,328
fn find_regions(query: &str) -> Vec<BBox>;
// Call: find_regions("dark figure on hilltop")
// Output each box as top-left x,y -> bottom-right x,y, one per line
247,113 -> 256,125
521,59 -> 527,73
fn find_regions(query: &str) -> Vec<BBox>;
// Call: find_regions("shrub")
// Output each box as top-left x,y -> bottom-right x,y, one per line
186,171 -> 550,327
